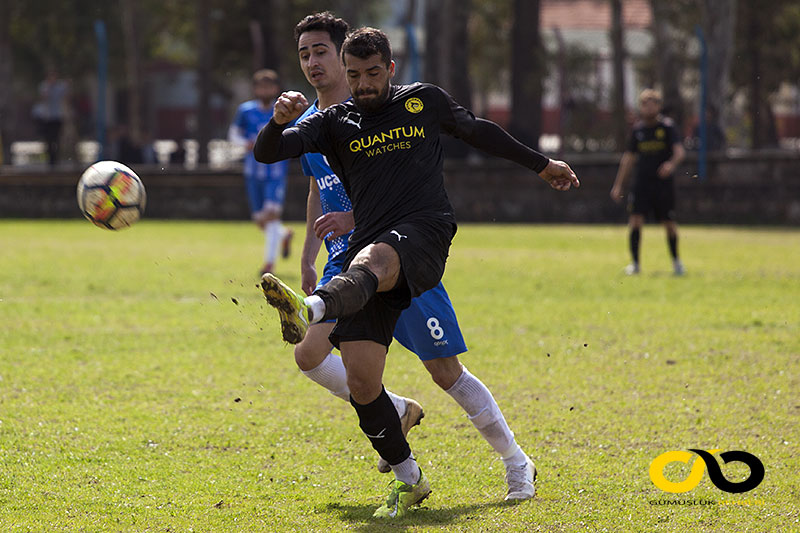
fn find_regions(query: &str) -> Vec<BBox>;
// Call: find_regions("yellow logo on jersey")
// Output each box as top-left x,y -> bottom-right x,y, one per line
656,128 -> 665,139
405,97 -> 423,114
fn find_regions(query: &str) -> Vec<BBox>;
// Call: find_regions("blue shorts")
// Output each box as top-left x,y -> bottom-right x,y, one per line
317,253 -> 467,359
244,175 -> 287,215
393,282 -> 468,360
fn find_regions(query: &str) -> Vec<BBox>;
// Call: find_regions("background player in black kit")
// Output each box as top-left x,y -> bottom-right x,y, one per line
254,27 -> 579,518
610,89 -> 686,275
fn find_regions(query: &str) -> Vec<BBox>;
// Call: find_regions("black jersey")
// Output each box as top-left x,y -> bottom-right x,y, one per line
627,117 -> 680,186
255,82 -> 549,253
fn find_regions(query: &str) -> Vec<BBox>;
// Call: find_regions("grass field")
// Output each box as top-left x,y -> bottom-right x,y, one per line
1,220 -> 798,532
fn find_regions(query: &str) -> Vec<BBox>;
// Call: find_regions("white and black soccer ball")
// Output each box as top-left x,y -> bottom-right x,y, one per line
77,161 -> 146,230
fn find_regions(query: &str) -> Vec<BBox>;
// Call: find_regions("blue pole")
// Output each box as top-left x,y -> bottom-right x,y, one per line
94,20 -> 108,161
405,23 -> 420,82
695,25 -> 708,182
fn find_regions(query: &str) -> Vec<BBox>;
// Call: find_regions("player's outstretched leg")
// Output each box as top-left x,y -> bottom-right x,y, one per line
373,468 -> 431,518
260,273 -> 310,343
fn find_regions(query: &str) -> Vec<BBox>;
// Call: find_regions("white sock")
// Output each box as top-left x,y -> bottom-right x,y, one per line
265,220 -> 281,264
304,295 -> 326,324
445,366 -> 520,459
386,391 -> 407,419
502,447 -> 527,468
391,456 -> 420,485
300,352 -> 406,418
300,352 -> 349,401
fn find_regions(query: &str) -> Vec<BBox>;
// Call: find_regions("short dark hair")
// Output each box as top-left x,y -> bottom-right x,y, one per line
252,69 -> 280,85
341,27 -> 392,67
294,12 -> 349,53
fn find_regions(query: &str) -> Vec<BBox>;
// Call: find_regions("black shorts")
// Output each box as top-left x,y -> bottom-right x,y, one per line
629,180 -> 675,222
329,217 -> 456,349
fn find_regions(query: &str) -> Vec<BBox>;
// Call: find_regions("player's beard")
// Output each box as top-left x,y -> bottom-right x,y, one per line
353,82 -> 390,113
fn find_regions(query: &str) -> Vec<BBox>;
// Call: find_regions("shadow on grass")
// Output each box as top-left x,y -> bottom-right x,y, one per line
320,499 -> 517,531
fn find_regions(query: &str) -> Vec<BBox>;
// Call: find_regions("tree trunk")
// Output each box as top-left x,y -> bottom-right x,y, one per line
610,0 -> 627,151
196,0 -> 212,165
649,0 -> 684,132
0,0 -> 13,164
424,0 -> 442,86
509,0 -> 542,150
252,0 -> 282,73
120,0 -> 142,143
701,0 -> 735,145
425,0 -> 472,157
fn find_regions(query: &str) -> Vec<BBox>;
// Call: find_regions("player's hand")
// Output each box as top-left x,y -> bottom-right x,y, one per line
313,211 -> 355,240
657,160 -> 674,178
538,159 -> 580,191
301,263 -> 318,296
610,184 -> 624,204
273,91 -> 309,125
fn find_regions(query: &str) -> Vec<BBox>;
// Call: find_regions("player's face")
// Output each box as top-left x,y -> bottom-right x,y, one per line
344,53 -> 395,113
254,80 -> 280,104
297,30 -> 344,90
639,98 -> 661,121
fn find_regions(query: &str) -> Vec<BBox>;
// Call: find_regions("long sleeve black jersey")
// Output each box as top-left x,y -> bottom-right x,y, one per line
255,82 -> 549,254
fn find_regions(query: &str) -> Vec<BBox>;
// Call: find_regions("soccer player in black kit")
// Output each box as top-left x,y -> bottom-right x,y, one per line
254,27 -> 579,518
610,89 -> 686,275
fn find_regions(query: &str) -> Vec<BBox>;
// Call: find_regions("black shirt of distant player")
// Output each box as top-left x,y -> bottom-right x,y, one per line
290,83 -> 471,252
628,118 -> 680,186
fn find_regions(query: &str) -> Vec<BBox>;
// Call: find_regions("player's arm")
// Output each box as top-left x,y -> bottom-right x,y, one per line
658,142 -> 685,178
434,87 -> 578,190
610,151 -> 636,203
253,91 -> 311,164
460,117 -> 579,191
301,178 -> 324,295
228,106 -> 253,150
228,124 -> 253,151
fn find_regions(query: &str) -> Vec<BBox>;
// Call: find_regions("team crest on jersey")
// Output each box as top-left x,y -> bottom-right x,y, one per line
343,111 -> 362,129
405,97 -> 423,114
656,128 -> 665,139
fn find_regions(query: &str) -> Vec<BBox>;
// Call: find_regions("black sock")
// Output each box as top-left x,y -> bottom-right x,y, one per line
629,228 -> 641,264
314,264 -> 378,322
350,387 -> 410,466
668,234 -> 679,260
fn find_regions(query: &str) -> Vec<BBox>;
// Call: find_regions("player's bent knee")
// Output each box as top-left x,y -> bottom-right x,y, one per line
424,357 -> 463,390
293,344 -> 319,371
347,375 -> 382,404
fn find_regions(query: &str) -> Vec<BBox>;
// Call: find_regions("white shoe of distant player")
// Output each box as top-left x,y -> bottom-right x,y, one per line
377,398 -> 424,473
624,263 -> 640,276
673,259 -> 686,276
504,454 -> 537,501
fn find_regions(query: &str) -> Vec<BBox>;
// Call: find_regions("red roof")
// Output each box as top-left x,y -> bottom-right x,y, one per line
541,0 -> 652,30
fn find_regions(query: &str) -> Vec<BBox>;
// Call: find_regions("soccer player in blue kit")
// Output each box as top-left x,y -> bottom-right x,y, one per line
256,17 -> 579,518
229,69 -> 294,275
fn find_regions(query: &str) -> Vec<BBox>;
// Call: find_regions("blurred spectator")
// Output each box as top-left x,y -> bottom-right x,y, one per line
691,108 -> 726,152
32,68 -> 68,166
109,124 -> 144,165
169,140 -> 186,167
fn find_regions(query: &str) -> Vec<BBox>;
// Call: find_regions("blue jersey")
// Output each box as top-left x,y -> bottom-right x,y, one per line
298,101 -> 352,260
232,100 -> 288,180
297,99 -> 467,360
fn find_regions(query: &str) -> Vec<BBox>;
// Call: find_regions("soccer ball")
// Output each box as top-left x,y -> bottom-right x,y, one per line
77,161 -> 146,230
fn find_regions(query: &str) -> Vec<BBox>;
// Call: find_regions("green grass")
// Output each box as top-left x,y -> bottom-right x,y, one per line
1,220 -> 798,532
